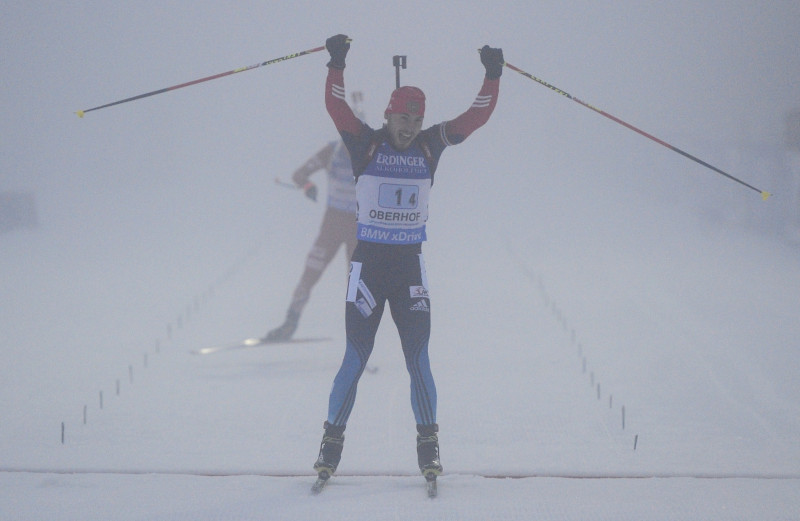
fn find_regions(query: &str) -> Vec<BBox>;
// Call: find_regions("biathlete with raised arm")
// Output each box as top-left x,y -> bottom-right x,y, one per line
312,34 -> 504,488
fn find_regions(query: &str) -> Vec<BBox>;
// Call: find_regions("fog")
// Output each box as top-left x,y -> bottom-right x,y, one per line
2,2 -> 800,518
4,1 -> 798,306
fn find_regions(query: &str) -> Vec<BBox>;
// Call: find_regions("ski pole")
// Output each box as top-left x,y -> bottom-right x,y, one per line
502,60 -> 771,200
274,178 -> 299,190
76,44 -> 326,118
275,177 -> 319,203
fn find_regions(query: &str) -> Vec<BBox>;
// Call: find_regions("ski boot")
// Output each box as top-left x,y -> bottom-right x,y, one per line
311,422 -> 345,493
417,423 -> 442,497
262,309 -> 299,343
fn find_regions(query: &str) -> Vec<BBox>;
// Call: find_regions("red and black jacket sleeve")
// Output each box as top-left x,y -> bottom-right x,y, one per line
325,67 -> 377,177
325,68 -> 363,137
436,77 -> 500,146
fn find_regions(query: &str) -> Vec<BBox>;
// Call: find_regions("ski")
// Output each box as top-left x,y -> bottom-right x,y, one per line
310,471 -> 331,495
311,470 -> 437,496
192,336 -> 333,355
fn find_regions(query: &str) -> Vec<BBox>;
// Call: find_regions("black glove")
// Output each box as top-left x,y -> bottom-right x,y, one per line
326,34 -> 350,69
480,45 -> 504,79
302,182 -> 318,202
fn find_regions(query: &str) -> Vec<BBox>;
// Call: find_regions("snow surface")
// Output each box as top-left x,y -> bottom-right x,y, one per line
3,2 -> 800,520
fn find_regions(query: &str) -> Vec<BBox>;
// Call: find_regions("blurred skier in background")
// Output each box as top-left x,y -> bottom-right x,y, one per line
262,92 -> 366,343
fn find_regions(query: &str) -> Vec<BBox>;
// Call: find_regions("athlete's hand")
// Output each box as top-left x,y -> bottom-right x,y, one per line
303,182 -> 318,202
480,45 -> 504,79
326,34 -> 350,69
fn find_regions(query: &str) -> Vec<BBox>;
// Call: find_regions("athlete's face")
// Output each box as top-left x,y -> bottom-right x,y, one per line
385,112 -> 424,151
